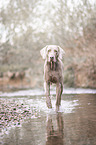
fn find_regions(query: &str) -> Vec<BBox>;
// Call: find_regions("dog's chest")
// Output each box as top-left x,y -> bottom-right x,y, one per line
47,70 -> 60,83
50,75 -> 57,83
45,61 -> 62,83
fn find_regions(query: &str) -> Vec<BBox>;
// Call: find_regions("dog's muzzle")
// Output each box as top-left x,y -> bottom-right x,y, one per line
50,57 -> 54,61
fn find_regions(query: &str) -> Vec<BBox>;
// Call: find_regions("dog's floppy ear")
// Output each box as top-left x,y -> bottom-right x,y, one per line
58,46 -> 65,60
40,46 -> 48,59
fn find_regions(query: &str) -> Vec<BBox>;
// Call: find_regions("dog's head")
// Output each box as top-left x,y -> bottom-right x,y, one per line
40,45 -> 65,62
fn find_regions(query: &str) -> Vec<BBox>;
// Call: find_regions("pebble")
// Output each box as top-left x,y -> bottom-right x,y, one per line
0,98 -> 36,134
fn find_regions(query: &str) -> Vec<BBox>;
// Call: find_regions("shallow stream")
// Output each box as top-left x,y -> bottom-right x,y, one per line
0,88 -> 96,145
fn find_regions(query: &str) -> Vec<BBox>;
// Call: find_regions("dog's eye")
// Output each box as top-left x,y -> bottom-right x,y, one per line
48,49 -> 51,53
54,50 -> 57,53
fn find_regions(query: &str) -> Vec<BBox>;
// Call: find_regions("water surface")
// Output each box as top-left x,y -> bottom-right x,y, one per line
0,89 -> 96,145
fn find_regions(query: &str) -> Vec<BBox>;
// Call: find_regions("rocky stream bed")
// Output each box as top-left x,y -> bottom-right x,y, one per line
0,98 -> 38,137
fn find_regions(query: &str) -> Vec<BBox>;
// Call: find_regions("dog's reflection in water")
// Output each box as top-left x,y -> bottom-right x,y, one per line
46,113 -> 64,145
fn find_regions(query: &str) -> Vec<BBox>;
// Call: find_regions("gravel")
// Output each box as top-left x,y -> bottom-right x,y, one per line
0,98 -> 37,136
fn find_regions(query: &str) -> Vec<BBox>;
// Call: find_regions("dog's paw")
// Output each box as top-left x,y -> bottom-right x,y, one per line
47,103 -> 52,109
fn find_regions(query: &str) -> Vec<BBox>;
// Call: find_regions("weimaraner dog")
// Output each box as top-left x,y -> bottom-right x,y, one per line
40,45 -> 65,111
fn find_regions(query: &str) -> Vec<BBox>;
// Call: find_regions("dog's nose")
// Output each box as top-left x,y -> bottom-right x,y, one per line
50,57 -> 54,60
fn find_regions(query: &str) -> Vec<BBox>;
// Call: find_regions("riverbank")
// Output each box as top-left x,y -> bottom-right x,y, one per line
0,98 -> 38,137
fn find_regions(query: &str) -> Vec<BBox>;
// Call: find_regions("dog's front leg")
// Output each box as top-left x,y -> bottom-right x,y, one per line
44,81 -> 52,108
56,83 -> 63,111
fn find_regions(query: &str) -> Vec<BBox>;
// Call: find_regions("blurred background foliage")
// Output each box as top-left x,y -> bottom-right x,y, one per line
0,0 -> 96,89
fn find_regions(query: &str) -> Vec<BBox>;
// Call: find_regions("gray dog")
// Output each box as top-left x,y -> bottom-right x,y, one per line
40,45 -> 65,111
